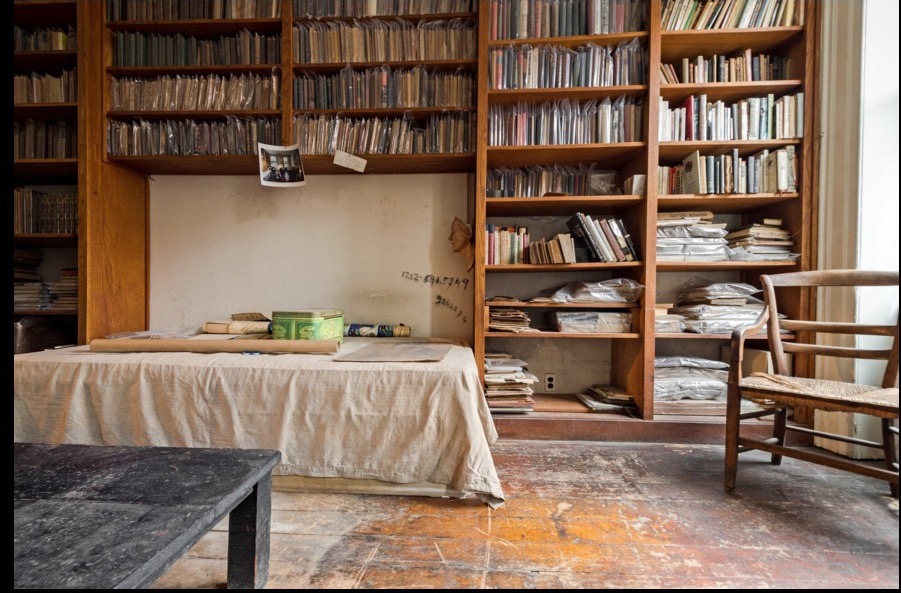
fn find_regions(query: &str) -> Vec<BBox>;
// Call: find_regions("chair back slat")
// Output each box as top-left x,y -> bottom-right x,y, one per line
766,269 -> 899,288
781,342 -> 894,360
780,319 -> 896,336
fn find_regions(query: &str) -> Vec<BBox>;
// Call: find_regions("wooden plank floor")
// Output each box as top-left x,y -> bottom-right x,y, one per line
153,440 -> 899,589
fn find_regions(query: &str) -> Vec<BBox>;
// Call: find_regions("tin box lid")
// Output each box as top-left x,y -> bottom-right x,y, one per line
272,309 -> 343,319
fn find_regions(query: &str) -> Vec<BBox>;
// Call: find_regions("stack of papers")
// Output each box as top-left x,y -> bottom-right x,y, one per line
488,309 -> 540,333
484,353 -> 538,413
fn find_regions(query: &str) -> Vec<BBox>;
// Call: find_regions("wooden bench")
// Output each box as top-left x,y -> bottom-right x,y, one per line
14,442 -> 281,589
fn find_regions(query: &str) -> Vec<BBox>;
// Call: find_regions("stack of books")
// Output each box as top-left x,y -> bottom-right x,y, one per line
483,353 -> 538,413
566,213 -> 638,263
726,218 -> 796,260
488,308 -> 538,333
45,268 -> 78,311
14,249 -> 42,283
575,385 -> 638,415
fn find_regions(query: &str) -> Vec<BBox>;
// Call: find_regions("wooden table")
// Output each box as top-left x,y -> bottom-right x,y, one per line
14,442 -> 281,589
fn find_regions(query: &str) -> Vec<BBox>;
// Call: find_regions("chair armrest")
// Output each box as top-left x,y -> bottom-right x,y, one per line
727,307 -> 771,386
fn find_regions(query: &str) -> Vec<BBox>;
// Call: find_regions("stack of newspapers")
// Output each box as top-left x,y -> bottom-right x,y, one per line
483,353 -> 539,413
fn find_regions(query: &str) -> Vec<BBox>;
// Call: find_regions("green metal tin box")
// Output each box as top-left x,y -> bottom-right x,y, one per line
271,310 -> 344,343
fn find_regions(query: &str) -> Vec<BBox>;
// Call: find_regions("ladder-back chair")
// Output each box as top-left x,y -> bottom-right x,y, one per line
725,270 -> 899,497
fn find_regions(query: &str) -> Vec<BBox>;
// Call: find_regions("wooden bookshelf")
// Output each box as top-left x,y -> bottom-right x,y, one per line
474,0 -> 821,430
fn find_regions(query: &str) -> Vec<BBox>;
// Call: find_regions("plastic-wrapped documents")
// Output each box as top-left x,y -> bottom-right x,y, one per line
654,356 -> 729,401
534,278 -> 644,304
550,311 -> 632,333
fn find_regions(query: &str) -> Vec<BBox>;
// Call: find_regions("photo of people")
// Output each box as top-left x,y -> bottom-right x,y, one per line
258,143 -> 306,187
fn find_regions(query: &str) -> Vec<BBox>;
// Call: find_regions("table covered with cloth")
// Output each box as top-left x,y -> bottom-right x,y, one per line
14,337 -> 505,508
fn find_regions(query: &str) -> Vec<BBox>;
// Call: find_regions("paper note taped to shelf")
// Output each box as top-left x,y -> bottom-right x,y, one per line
333,150 -> 367,172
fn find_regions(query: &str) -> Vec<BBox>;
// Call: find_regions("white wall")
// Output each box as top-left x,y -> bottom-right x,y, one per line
148,173 -> 476,343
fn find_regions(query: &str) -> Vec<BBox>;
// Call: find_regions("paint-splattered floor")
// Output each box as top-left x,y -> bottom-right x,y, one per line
153,440 -> 899,589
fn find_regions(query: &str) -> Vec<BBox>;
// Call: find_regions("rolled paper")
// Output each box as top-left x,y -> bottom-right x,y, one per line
89,338 -> 339,354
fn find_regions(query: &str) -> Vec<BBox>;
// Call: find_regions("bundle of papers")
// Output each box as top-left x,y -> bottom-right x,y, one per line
668,277 -> 767,334
483,352 -> 538,413
488,309 -> 540,333
575,385 -> 638,414
656,212 -> 729,261
727,218 -> 799,261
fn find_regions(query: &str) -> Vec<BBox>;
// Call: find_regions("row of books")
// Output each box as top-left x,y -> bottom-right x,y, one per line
14,70 -> 77,105
567,213 -> 638,262
14,121 -> 77,160
488,96 -> 644,147
107,116 -> 281,156
293,112 -> 474,155
487,0 -> 648,40
661,0 -> 805,31
14,25 -> 77,52
111,30 -> 281,67
658,92 -> 804,142
106,0 -> 282,21
658,146 -> 796,195
291,18 -> 476,64
526,233 -> 579,264
110,73 -> 281,112
487,38 -> 647,90
659,49 -> 791,84
295,0 -> 476,18
486,165 -> 620,197
14,188 -> 78,235
293,66 -> 474,110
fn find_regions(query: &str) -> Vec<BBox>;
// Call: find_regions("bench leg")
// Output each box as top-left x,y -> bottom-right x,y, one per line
227,473 -> 273,589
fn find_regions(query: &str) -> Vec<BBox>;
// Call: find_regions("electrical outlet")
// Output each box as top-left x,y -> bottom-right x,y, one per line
544,373 -> 556,392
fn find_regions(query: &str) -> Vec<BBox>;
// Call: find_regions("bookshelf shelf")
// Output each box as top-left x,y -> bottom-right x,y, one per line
107,109 -> 282,120
13,309 -> 78,317
487,142 -> 647,168
106,18 -> 282,35
292,59 -> 477,73
486,332 -> 642,339
14,233 -> 77,248
659,80 -> 803,103
488,301 -> 637,309
294,107 -> 476,120
658,192 -> 799,212
293,12 -> 476,25
487,85 -> 648,105
657,138 -> 801,160
14,159 -> 78,178
14,103 -> 78,121
14,50 -> 77,71
656,260 -> 799,272
659,27 -> 804,62
487,31 -> 648,49
107,65 -> 282,76
486,262 -> 643,273
107,152 -> 476,175
486,196 -> 643,217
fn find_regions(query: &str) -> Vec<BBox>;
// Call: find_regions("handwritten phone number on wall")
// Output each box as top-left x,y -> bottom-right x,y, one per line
401,271 -> 469,290
435,294 -> 467,323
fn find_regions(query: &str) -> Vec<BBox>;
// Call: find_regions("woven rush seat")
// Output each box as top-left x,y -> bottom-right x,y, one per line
740,373 -> 899,416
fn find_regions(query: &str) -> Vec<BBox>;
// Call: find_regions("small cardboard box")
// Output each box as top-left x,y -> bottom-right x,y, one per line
271,310 -> 344,343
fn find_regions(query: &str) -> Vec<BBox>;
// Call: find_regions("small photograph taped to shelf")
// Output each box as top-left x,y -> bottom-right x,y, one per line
258,143 -> 306,187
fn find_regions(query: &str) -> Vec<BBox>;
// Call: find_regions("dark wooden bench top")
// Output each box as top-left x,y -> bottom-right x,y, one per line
14,442 -> 281,589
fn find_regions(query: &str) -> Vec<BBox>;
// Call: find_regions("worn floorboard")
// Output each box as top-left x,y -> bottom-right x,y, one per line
152,440 -> 899,589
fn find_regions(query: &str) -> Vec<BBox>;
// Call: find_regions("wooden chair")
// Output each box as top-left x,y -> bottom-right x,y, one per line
725,270 -> 899,497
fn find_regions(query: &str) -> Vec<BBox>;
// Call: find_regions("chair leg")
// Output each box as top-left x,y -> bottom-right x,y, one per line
770,406 -> 788,465
881,418 -> 899,498
724,385 -> 742,491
